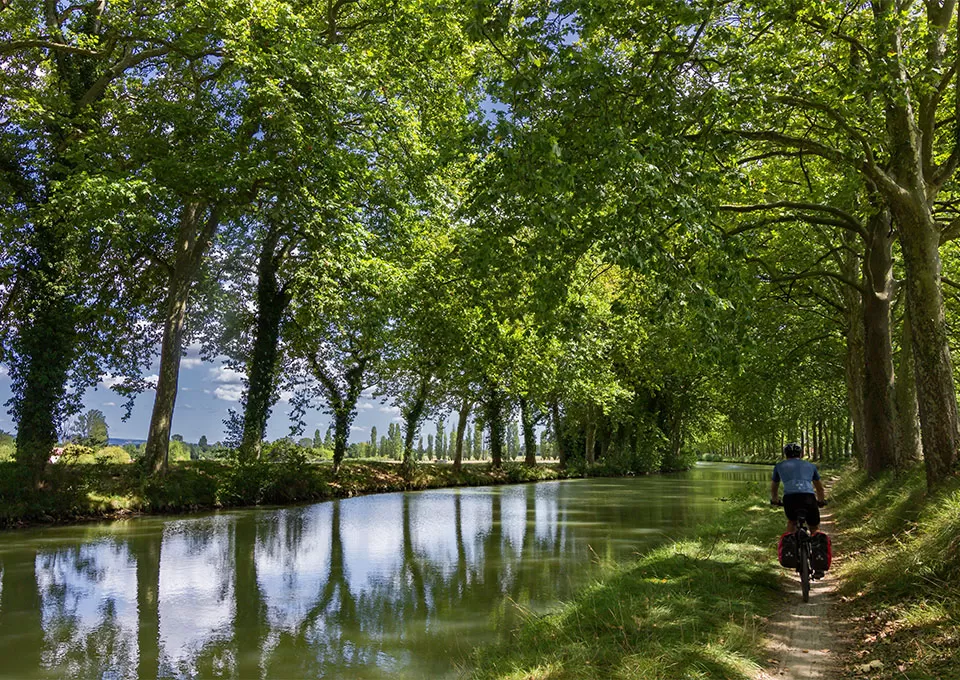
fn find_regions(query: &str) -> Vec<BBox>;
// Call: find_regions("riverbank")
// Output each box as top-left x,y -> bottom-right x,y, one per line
0,458 -> 603,529
830,466 -> 960,679
469,489 -> 785,679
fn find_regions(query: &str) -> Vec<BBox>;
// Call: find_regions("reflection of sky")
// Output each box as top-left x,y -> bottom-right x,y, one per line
1,464 -> 774,679
340,494 -> 404,598
158,517 -> 235,677
256,505 -> 332,633
36,541 -> 138,676
534,482 -> 560,546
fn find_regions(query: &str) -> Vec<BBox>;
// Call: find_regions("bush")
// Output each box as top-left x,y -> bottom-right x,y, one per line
95,446 -> 132,464
57,443 -> 97,464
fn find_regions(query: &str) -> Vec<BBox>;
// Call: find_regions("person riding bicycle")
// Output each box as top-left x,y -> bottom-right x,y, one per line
771,442 -> 826,536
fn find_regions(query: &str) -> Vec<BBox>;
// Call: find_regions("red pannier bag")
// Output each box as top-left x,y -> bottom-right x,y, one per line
778,532 -> 799,569
811,532 -> 832,571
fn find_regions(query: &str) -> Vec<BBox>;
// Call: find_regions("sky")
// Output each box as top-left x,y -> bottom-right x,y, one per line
0,344 -> 432,445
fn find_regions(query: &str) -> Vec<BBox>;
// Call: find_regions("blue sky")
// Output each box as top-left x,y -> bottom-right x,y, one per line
0,344 -> 421,445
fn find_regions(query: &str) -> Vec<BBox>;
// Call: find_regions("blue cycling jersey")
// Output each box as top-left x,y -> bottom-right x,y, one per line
772,458 -> 820,496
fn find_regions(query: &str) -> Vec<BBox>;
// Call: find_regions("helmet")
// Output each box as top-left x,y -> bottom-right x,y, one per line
783,442 -> 802,458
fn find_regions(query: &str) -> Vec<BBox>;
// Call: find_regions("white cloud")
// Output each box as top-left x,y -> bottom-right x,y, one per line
103,402 -> 117,407
350,425 -> 367,432
360,386 -> 378,399
181,357 -> 203,369
357,402 -> 374,410
277,389 -> 295,403
144,374 -> 159,389
0,364 -> 7,377
379,405 -> 401,415
214,384 -> 244,402
99,374 -> 125,389
391,416 -> 403,423
209,366 -> 245,384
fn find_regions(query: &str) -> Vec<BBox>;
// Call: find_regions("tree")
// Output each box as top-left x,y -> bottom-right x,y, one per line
0,0 -> 224,479
70,409 -> 108,449
702,2 -> 960,486
370,426 -> 378,457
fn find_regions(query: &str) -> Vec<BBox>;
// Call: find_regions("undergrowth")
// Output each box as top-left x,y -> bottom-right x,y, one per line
469,495 -> 784,680
831,465 -> 960,679
0,459 -> 606,529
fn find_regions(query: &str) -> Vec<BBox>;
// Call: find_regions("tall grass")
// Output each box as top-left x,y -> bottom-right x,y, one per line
831,466 -> 960,678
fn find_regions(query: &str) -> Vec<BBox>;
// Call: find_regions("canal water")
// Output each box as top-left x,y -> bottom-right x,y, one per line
0,462 -> 769,679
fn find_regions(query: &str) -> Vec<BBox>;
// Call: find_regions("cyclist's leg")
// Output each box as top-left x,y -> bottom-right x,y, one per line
806,494 -> 821,533
783,494 -> 800,533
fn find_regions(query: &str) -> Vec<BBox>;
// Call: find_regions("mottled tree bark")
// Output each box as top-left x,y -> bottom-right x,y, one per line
841,233 -> 868,466
453,397 -> 470,472
861,209 -> 899,476
519,396 -> 537,466
144,201 -> 221,474
895,306 -> 922,467
551,400 -> 566,467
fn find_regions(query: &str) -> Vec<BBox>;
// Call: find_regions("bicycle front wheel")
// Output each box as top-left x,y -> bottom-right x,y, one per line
800,546 -> 810,603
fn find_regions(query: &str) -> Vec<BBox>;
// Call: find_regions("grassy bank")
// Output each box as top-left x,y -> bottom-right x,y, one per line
0,458 -> 584,529
469,489 -> 785,679
830,467 -> 960,679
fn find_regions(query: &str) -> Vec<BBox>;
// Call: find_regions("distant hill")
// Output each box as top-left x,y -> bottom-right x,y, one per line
108,437 -> 147,446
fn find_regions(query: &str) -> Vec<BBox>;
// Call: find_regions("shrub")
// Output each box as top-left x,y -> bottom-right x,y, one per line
95,446 -> 132,464
58,443 -> 97,464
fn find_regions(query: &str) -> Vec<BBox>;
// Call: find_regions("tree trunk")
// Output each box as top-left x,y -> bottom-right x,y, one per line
401,374 -> 430,473
239,226 -> 291,461
879,17 -> 959,487
842,232 -> 868,465
144,201 -> 221,474
895,306 -> 923,467
519,396 -> 537,466
861,209 -> 899,476
551,400 -> 566,467
584,416 -> 596,465
893,197 -> 959,487
308,354 -> 367,476
484,383 -> 505,469
453,398 -> 470,472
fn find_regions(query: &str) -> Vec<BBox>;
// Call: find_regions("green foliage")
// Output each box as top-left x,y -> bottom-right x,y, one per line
94,446 -> 132,465
0,430 -> 14,462
57,444 -> 97,465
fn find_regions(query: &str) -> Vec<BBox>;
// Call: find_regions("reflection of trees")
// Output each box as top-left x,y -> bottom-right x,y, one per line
234,512 -> 267,680
130,529 -> 161,680
0,547 -> 43,676
262,500 -> 363,678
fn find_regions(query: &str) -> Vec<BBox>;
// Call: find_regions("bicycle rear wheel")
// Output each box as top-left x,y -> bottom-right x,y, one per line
800,545 -> 810,603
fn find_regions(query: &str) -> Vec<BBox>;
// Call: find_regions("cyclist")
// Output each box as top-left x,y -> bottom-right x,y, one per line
771,442 -> 826,536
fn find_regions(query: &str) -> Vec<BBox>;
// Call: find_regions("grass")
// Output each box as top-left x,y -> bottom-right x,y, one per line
469,487 -> 785,680
0,458 -> 589,529
830,465 -> 960,679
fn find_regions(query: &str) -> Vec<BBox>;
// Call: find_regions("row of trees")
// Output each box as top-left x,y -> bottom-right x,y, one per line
2,1 -> 959,489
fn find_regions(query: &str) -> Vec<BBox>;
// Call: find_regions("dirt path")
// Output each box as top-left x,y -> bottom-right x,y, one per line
756,513 -> 843,680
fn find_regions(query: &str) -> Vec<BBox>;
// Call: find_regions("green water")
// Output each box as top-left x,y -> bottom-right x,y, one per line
0,462 -> 770,679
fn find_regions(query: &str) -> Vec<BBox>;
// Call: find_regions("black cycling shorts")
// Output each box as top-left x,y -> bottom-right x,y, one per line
783,493 -> 820,526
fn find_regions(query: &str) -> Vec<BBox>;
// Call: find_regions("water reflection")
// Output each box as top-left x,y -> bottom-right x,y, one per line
0,462 -> 769,679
